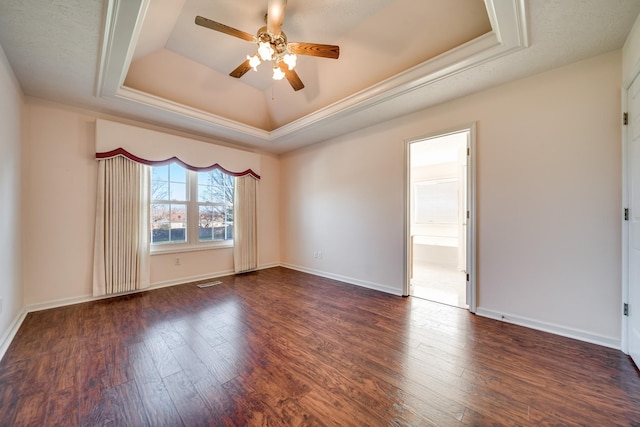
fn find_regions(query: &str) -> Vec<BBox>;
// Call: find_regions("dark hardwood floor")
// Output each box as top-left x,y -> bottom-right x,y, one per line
1,267 -> 639,426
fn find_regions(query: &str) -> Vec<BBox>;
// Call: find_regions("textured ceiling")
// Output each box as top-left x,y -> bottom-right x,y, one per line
0,0 -> 639,154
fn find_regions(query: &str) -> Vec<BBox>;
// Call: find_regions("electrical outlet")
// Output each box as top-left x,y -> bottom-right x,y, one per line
318,251 -> 322,259
313,251 -> 318,259
175,257 -> 181,266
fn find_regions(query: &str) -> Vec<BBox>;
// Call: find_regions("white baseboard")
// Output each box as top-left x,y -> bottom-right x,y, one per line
148,269 -> 235,290
147,263 -> 281,289
280,263 -> 404,296
0,308 -> 27,362
257,262 -> 281,270
475,307 -> 621,350
26,294 -> 98,313
22,262 -> 281,314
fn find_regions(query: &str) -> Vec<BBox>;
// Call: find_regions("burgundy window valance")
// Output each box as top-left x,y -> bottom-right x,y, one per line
95,119 -> 261,180
96,148 -> 260,179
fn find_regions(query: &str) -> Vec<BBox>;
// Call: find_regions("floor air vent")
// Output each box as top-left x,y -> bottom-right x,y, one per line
197,281 -> 223,288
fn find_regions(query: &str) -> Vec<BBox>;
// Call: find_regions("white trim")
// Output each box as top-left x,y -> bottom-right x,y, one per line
21,262 -> 281,315
257,262 -> 280,270
622,86 -> 630,354
403,134 -> 410,296
476,308 -> 620,350
96,0 -> 148,97
467,123 -> 478,313
98,0 -> 528,146
114,86 -> 270,140
280,263 -> 403,296
25,294 -> 101,314
0,309 -> 28,362
146,270 -> 235,291
24,269 -> 239,314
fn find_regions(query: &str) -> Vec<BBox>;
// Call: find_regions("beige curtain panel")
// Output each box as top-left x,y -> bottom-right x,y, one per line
234,175 -> 258,273
93,156 -> 151,296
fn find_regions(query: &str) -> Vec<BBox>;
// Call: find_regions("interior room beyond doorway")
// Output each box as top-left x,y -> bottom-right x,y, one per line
409,131 -> 468,309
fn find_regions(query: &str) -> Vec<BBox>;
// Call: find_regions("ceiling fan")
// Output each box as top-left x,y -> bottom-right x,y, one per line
195,0 -> 340,91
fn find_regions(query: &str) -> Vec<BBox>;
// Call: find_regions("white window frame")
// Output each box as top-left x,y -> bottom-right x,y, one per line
150,166 -> 234,254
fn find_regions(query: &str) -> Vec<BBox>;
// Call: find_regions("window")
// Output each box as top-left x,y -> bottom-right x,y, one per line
151,163 -> 234,250
197,169 -> 234,242
414,178 -> 459,224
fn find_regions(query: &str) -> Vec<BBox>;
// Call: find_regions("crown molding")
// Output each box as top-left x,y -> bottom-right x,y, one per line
97,0 -> 528,150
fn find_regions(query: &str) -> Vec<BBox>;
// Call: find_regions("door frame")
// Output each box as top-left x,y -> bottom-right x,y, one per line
622,87 -> 628,355
403,123 -> 477,313
622,73 -> 635,354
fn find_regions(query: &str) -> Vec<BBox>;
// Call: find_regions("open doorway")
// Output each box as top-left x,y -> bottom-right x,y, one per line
407,128 -> 475,310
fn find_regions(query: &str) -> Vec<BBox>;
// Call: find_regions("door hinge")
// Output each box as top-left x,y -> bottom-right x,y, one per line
467,210 -> 470,219
624,303 -> 629,316
624,112 -> 629,126
467,147 -> 470,156
625,208 -> 629,221
466,273 -> 470,282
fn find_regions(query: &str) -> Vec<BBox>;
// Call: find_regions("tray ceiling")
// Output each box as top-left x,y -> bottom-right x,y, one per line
124,0 -> 491,131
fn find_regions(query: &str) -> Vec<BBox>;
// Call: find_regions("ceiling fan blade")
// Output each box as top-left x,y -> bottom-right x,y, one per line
279,63 -> 304,91
288,42 -> 340,59
230,59 -> 253,78
267,0 -> 287,36
195,16 -> 255,42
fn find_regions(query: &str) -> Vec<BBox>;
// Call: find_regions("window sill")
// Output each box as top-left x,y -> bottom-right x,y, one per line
151,242 -> 233,255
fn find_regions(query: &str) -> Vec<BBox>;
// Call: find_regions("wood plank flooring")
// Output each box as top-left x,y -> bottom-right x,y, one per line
1,266 -> 639,426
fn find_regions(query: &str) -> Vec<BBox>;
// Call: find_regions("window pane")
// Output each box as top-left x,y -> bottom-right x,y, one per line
151,203 -> 170,243
212,169 -> 223,182
169,204 -> 187,242
197,170 -> 230,203
152,181 -> 169,201
198,205 -> 232,242
197,183 -> 210,202
197,171 -> 209,185
170,227 -> 186,243
151,203 -> 187,244
169,182 -> 187,201
198,205 -> 213,241
213,226 -> 226,240
197,171 -> 210,202
152,165 -> 168,182
169,163 -> 186,183
170,204 -> 186,224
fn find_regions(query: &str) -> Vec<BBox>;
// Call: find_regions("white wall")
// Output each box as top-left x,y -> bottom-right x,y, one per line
22,100 -> 280,307
281,50 -> 623,346
0,45 -> 23,344
280,132 -> 405,295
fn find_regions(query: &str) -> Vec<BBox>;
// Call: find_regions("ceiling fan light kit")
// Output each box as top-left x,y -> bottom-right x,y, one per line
194,0 -> 339,91
252,27 -> 298,80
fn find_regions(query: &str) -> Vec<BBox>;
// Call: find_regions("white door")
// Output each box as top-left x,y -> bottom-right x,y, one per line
627,75 -> 640,367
